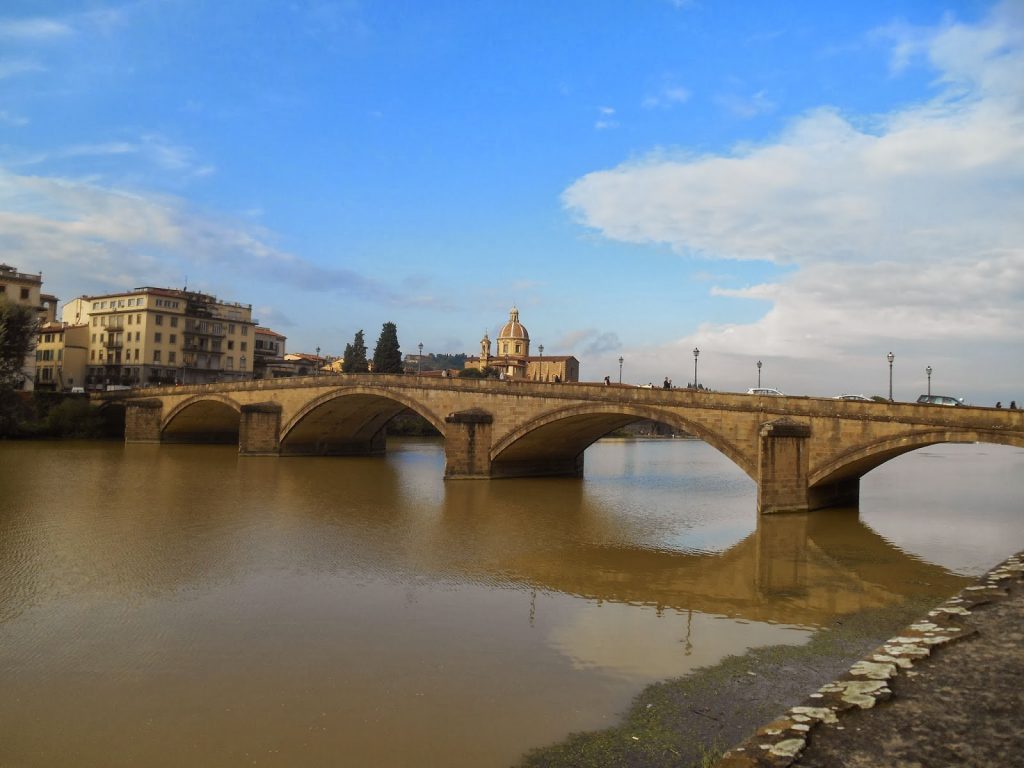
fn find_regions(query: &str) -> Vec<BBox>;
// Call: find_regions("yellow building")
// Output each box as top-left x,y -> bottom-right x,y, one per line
0,263 -> 59,391
466,307 -> 579,382
62,287 -> 258,389
34,322 -> 89,391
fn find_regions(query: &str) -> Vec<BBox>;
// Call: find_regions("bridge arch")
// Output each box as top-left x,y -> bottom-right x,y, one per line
489,402 -> 757,480
810,429 -> 1024,490
279,384 -> 447,456
162,394 -> 242,444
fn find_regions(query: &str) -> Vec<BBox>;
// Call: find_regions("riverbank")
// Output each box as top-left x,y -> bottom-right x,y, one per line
516,596 -> 943,768
717,551 -> 1024,767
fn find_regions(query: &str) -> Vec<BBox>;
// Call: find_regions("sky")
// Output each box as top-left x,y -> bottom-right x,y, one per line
1,0 -> 1022,404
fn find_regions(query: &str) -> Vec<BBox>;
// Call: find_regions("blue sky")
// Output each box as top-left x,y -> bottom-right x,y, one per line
2,0 -> 1022,402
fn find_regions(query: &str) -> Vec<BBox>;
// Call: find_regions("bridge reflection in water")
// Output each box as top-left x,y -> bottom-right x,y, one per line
435,479 -> 968,630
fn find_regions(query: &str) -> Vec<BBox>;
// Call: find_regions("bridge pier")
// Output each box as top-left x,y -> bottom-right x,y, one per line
444,409 -> 493,479
757,419 -> 812,514
124,399 -> 163,443
239,403 -> 282,456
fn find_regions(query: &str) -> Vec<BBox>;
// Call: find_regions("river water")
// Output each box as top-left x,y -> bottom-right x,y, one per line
0,438 -> 1022,766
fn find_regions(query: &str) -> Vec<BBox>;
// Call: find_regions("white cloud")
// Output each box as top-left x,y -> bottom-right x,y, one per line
0,110 -> 28,126
715,89 -> 776,119
0,168 -> 407,309
0,58 -> 44,79
564,3 -> 1024,402
0,17 -> 74,40
6,135 -> 217,179
643,85 -> 691,109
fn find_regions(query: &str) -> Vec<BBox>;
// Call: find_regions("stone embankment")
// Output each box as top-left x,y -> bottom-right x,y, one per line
716,551 -> 1024,767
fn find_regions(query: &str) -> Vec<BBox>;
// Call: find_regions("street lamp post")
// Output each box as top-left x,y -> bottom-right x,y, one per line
926,365 -> 932,396
315,346 -> 320,377
887,351 -> 895,401
756,360 -> 762,388
538,344 -> 544,358
618,356 -> 623,384
693,347 -> 700,389
418,342 -> 423,374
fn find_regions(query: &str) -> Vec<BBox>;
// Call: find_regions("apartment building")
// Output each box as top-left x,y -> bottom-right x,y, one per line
0,263 -> 59,391
253,327 -> 290,379
35,322 -> 89,391
62,287 -> 258,389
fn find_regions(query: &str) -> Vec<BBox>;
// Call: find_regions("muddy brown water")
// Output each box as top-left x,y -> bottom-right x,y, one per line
1,439 -> 1021,767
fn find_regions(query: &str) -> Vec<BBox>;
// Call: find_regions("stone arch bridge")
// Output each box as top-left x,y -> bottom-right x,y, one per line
106,375 -> 1024,515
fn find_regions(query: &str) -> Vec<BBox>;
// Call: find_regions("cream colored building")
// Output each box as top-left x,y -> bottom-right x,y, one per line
0,263 -> 60,391
62,287 -> 257,389
254,327 -> 292,379
34,322 -> 89,391
466,307 -> 579,382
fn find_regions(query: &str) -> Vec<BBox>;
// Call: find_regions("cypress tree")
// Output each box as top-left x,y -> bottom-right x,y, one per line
372,322 -> 403,373
342,330 -> 368,373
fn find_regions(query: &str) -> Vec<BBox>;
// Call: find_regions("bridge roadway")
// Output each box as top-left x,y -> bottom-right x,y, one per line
106,374 -> 1024,515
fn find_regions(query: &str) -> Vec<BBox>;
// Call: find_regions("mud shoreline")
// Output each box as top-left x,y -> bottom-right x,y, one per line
515,596 -> 942,768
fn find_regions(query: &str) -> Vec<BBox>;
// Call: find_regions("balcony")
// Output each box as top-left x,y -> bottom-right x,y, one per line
184,322 -> 225,338
103,336 -> 123,348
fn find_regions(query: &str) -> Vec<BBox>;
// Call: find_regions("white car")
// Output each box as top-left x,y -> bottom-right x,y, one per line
747,387 -> 784,396
834,394 -> 872,401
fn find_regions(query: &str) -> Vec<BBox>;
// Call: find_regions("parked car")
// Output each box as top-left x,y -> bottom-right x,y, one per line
916,394 -> 965,406
747,387 -> 784,396
834,394 -> 872,401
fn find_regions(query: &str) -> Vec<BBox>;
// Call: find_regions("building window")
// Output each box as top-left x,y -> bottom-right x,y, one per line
170,316 -> 178,328
154,332 -> 162,343
91,350 -> 95,361
168,351 -> 176,364
228,340 -> 234,350
515,343 -> 521,354
240,341 -> 247,352
169,334 -> 176,344
91,333 -> 96,343
155,314 -> 163,326
134,349 -> 139,361
229,324 -> 236,335
137,314 -> 142,323
226,357 -> 234,370
92,318 -> 98,327
242,326 -> 248,336
153,350 -> 161,363
128,315 -> 133,325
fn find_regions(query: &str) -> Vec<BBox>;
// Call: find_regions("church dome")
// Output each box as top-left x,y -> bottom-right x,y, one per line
498,306 -> 529,341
